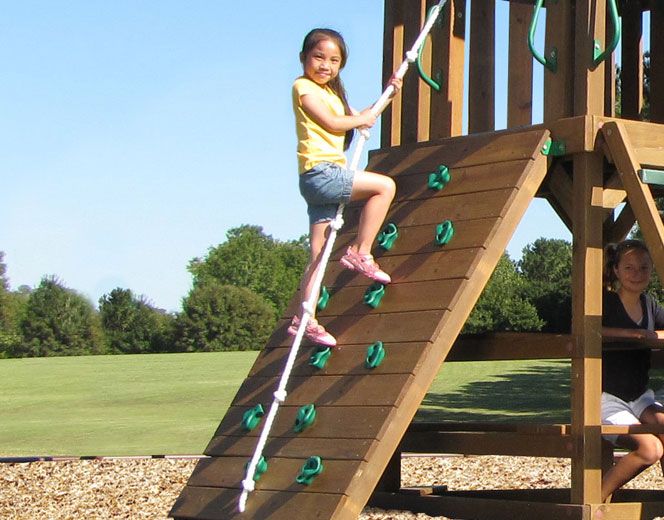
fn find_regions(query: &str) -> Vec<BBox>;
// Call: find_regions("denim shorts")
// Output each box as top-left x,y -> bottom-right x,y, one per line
299,162 -> 354,224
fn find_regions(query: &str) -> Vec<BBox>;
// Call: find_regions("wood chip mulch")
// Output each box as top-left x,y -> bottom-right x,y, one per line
1,455 -> 663,519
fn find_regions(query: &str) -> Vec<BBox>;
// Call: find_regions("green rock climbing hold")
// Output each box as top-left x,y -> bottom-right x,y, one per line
309,346 -> 332,369
296,456 -> 324,485
428,165 -> 451,190
435,220 -> 454,246
317,286 -> 330,311
241,404 -> 265,432
365,341 -> 386,369
377,222 -> 399,251
364,282 -> 386,308
244,456 -> 268,482
294,403 -> 317,433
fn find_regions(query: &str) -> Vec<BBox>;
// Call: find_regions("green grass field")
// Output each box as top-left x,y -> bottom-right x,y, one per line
0,352 -> 572,456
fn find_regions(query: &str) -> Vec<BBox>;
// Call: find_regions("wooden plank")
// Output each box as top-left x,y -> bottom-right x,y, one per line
507,2 -> 533,128
249,342 -> 429,378
204,435 -> 373,460
188,456 -> 363,495
399,431 -> 572,458
367,127 -> 551,173
605,202 -> 636,244
543,0 -> 574,122
468,0 -> 495,133
429,0 -> 465,139
603,7 -> 616,118
651,2 -> 664,123
543,161 -> 574,232
620,1 -> 644,120
601,121 -> 664,282
230,374 -> 413,408
213,405 -> 395,440
570,152 -> 604,505
446,332 -> 574,361
400,0 -> 425,144
170,486 -> 349,520
573,0 -> 606,116
381,0 -> 402,148
368,491 -> 586,520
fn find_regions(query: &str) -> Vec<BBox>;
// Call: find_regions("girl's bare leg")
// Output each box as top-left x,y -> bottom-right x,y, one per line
601,432 -> 663,501
349,171 -> 396,255
639,404 -> 664,475
298,221 -> 331,318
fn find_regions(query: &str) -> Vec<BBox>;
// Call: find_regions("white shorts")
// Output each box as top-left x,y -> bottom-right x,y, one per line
602,389 -> 661,445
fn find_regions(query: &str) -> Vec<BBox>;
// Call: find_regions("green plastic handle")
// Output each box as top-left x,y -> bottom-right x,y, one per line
428,165 -> 451,191
294,404 -> 317,433
309,346 -> 332,369
244,456 -> 268,482
241,404 -> 265,432
416,6 -> 443,91
317,285 -> 330,311
296,456 -> 324,485
377,223 -> 399,251
364,282 -> 386,309
365,341 -> 386,369
593,0 -> 621,68
435,220 -> 455,246
528,0 -> 557,72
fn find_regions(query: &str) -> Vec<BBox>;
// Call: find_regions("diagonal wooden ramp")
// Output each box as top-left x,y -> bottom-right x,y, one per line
170,127 -> 550,520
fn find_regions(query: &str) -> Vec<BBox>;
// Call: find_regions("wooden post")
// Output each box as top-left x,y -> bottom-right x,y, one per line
651,1 -> 664,123
381,0 -> 403,148
468,0 -> 495,133
620,2 -> 644,120
507,2 -> 533,128
574,0 -> 606,116
570,152 -> 604,505
543,0 -> 574,123
430,0 -> 466,139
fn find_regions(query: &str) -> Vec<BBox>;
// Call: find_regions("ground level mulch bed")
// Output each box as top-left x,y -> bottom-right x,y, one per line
1,455 -> 663,519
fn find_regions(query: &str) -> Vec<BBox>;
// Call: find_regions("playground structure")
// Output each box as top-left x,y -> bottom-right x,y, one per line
170,1 -> 664,519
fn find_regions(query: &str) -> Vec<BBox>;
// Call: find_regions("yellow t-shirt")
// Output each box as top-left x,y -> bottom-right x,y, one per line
292,76 -> 347,173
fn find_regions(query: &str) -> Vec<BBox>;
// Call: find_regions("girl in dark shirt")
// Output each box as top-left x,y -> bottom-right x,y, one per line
602,239 -> 664,501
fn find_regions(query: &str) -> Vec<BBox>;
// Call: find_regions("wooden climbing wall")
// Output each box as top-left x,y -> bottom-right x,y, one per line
169,126 -> 550,520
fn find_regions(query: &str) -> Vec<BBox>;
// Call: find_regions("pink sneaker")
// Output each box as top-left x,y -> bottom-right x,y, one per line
340,247 -> 392,284
287,315 -> 337,347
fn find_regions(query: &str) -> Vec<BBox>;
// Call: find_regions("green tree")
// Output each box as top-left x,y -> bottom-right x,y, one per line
14,277 -> 104,357
463,254 -> 544,334
519,238 -> 573,333
99,288 -> 175,354
188,225 -> 308,317
174,281 -> 276,352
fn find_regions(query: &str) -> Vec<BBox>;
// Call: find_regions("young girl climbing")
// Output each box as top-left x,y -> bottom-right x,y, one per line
289,28 -> 402,347
602,239 -> 664,501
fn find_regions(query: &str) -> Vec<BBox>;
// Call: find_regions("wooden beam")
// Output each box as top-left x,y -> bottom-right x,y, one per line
619,1 -> 644,120
544,161 -> 574,232
605,202 -> 636,244
651,2 -> 664,123
446,332 -> 574,361
468,0 -> 495,133
601,121 -> 664,282
382,0 -> 403,148
507,2 -> 533,128
543,0 -> 574,122
570,152 -> 604,505
573,0 -> 606,115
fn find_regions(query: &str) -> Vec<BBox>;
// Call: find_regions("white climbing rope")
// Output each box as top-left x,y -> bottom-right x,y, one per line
238,1 -> 447,512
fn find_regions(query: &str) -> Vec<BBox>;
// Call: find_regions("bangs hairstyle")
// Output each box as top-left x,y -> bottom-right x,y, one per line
300,28 -> 354,150
604,239 -> 652,290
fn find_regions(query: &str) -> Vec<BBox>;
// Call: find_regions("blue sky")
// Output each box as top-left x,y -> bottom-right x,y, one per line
1,2 -> 649,312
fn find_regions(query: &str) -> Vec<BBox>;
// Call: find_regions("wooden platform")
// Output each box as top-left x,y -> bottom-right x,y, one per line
169,126 -> 550,520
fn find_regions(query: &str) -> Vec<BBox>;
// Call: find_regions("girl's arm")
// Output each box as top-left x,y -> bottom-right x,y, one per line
602,326 -> 658,340
300,94 -> 376,133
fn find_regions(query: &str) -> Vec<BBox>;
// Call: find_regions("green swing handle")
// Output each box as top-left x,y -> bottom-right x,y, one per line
435,220 -> 455,246
294,403 -> 317,433
317,285 -> 330,311
241,404 -> 265,432
309,346 -> 332,369
296,456 -> 324,485
365,341 -> 386,369
416,5 -> 443,91
377,222 -> 399,251
527,0 -> 557,73
592,0 -> 621,68
428,165 -> 451,191
244,456 -> 268,482
364,282 -> 386,309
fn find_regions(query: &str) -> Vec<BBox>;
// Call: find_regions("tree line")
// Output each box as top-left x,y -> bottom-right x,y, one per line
0,225 -> 579,358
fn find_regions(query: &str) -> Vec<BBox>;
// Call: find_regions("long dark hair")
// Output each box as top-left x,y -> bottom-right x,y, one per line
300,28 -> 354,150
604,239 -> 652,290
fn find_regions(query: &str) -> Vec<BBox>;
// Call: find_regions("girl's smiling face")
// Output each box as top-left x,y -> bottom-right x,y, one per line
302,39 -> 342,86
614,248 -> 653,294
